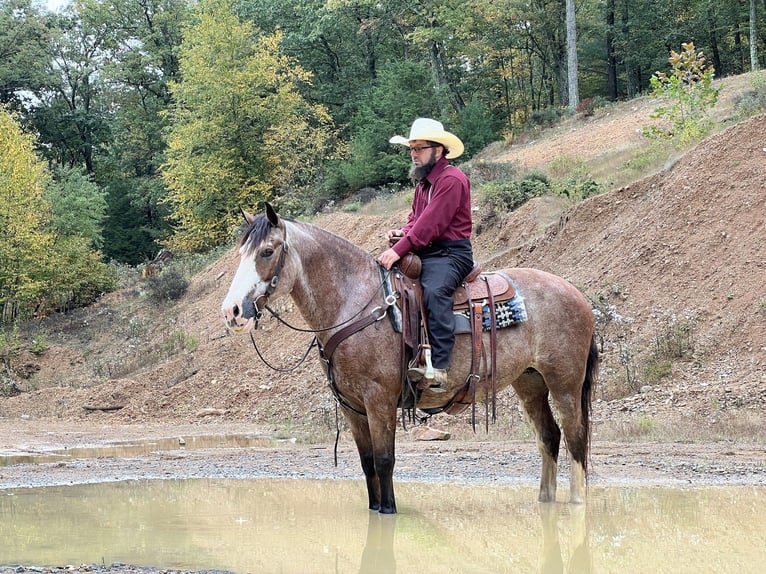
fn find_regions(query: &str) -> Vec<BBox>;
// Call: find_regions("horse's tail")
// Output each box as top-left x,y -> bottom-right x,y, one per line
581,333 -> 599,473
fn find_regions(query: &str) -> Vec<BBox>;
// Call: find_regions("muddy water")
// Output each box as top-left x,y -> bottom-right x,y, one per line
0,434 -> 282,466
2,480 -> 765,573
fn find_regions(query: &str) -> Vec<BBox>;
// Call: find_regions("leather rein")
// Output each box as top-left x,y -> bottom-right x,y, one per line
247,227 -> 396,383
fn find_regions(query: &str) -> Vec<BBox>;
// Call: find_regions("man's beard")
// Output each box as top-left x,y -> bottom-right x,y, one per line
410,156 -> 437,180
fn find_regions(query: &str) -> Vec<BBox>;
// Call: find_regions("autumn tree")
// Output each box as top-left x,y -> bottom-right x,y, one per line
0,109 -> 114,322
162,0 -> 339,252
0,108 -> 55,322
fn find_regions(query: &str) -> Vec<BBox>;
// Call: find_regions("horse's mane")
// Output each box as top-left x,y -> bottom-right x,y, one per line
238,214 -> 278,256
239,213 -> 374,264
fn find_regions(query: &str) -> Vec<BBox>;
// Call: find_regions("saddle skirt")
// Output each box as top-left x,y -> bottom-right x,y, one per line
385,264 -> 525,338
453,270 -> 516,309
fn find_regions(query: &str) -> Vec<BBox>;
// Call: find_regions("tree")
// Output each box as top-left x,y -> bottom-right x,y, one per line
0,108 -> 55,322
162,0 -> 339,251
45,166 -> 107,249
750,0 -> 759,71
565,0 -> 579,108
0,0 -> 52,112
643,42 -> 720,147
84,0 -> 188,263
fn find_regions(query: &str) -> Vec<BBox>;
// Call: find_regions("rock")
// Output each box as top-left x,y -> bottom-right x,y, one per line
410,425 -> 451,441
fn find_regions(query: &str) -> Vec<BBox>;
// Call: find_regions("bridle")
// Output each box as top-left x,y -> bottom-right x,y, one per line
251,233 -> 290,328
247,225 -> 395,372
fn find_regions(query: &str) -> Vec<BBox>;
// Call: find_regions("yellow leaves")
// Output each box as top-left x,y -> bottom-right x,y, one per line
0,108 -> 56,314
162,0 -> 339,252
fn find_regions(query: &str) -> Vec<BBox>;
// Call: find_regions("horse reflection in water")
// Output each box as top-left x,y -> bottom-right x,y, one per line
356,505 -> 591,574
221,204 -> 598,514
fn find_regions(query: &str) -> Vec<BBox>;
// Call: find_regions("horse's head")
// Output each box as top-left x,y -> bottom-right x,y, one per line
221,203 -> 294,334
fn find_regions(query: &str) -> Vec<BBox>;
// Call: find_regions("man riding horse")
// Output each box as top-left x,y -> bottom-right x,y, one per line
377,118 -> 474,393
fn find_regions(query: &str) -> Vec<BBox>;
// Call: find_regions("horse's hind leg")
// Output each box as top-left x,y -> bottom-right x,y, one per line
515,370 -> 561,503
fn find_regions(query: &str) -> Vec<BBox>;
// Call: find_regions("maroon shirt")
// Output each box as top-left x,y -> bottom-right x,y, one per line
392,157 -> 472,257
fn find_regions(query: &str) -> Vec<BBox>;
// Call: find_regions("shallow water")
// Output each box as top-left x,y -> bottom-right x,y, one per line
0,434 -> 282,467
1,479 -> 765,573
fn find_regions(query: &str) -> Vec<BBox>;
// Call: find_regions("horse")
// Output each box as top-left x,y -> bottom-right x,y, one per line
221,203 -> 598,514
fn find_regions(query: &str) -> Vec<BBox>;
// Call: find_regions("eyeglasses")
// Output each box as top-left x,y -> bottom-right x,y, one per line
409,145 -> 437,153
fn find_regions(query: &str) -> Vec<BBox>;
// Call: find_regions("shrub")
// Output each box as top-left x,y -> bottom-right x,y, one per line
643,42 -> 720,147
529,107 -> 564,128
144,269 -> 190,303
576,97 -> 596,117
481,173 -> 549,213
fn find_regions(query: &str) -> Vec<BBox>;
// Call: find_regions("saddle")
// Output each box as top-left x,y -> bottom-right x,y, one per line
391,257 -> 516,421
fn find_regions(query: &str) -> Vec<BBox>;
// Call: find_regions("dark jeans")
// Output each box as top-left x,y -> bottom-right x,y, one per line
417,239 -> 474,369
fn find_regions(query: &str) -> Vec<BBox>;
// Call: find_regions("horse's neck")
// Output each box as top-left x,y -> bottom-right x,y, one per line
288,222 -> 380,330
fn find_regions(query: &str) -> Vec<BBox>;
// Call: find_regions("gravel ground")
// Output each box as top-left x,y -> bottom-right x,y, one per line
2,423 -> 766,573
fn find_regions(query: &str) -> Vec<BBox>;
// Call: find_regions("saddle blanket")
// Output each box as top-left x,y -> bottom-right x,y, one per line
454,293 -> 528,334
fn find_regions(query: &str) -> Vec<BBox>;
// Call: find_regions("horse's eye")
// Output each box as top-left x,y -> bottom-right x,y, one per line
260,248 -> 274,258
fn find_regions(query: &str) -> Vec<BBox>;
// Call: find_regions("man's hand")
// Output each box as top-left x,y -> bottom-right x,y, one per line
378,247 -> 401,270
386,229 -> 403,245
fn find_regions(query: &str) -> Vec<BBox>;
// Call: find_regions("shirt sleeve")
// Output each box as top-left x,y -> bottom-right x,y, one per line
392,173 -> 466,257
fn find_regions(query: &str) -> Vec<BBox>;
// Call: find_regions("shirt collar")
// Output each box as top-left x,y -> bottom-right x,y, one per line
423,156 -> 450,186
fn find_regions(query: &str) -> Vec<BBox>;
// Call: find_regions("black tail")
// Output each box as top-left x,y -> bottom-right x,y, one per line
581,333 -> 599,473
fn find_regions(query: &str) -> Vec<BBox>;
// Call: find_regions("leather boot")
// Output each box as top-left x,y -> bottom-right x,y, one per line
407,367 -> 449,393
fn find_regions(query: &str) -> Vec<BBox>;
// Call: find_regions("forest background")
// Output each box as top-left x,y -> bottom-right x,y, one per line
1,0 -> 764,331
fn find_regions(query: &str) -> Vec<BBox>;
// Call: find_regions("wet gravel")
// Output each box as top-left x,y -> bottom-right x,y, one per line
2,427 -> 766,574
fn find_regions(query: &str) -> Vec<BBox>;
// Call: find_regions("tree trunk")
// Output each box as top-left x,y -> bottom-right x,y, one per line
566,0 -> 579,109
750,0 -> 759,71
428,40 -> 465,115
606,0 -> 618,101
707,6 -> 723,74
621,0 -> 637,97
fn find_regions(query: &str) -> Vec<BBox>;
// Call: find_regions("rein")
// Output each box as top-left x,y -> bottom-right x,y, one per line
247,224 -> 395,370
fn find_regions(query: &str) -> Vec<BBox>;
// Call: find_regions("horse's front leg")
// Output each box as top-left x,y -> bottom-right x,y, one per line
367,408 -> 398,515
346,411 -> 382,511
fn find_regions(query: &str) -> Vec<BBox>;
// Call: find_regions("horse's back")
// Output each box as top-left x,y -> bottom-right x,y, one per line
470,266 -> 594,365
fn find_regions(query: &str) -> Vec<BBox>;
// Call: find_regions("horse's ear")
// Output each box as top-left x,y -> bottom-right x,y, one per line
240,208 -> 255,224
265,202 -> 280,227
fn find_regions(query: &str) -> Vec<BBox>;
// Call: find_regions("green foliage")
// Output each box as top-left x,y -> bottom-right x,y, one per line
329,60 -> 438,195
641,311 -> 698,383
162,0 -> 340,250
529,107 -> 564,128
642,358 -> 673,383
46,166 -> 107,249
481,172 -> 550,213
0,325 -> 21,369
458,100 -> 502,158
0,107 -> 56,322
161,329 -> 199,357
42,236 -> 118,314
0,0 -> 52,113
30,334 -> 48,355
643,42 -> 720,147
144,269 -> 190,304
650,311 -> 697,361
0,109 -> 116,321
0,324 -> 22,396
733,73 -> 766,120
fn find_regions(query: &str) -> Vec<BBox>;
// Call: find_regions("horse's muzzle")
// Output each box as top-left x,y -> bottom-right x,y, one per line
222,297 -> 258,333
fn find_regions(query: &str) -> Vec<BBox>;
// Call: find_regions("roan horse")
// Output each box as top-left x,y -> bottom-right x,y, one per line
221,204 -> 598,514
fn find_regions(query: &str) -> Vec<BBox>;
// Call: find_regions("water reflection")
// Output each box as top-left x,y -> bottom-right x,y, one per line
1,480 -> 765,573
0,434 -> 280,467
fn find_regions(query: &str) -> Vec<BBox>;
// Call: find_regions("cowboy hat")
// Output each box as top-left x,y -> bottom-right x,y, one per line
389,118 -> 464,159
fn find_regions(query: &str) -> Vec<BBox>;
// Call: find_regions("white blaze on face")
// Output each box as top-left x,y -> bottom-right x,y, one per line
221,245 -> 266,333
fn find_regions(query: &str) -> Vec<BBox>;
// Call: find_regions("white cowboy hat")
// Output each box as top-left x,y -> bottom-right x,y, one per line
389,118 -> 464,159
